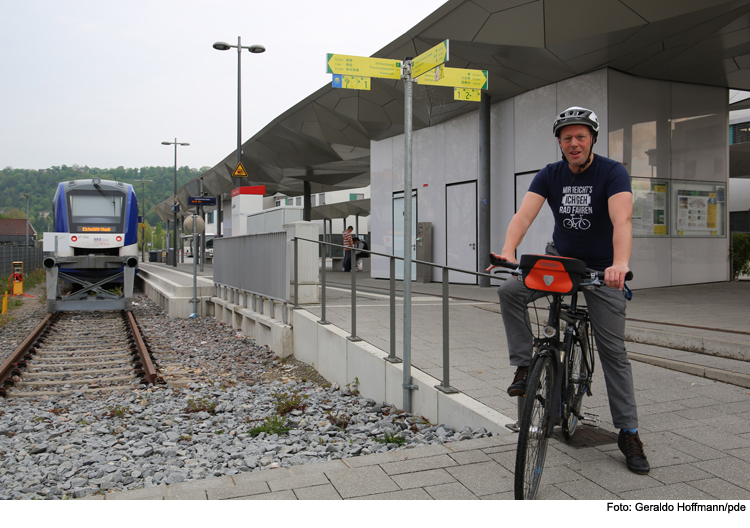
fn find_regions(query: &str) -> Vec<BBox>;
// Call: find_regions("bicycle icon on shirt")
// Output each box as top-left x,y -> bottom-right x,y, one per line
563,214 -> 591,230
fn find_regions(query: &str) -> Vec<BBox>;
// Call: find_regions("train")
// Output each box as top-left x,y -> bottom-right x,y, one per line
50,177 -> 139,285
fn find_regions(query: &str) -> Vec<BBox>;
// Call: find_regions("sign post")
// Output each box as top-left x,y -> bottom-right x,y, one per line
325,39 -> 488,412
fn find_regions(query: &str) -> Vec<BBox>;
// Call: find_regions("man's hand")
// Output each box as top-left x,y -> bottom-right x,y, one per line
486,252 -> 517,272
604,262 -> 630,290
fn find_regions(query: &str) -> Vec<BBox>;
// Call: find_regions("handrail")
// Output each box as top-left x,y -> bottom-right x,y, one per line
293,236 -> 507,410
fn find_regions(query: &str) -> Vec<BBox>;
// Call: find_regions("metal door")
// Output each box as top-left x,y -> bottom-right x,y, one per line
446,181 -> 477,284
393,190 -> 417,281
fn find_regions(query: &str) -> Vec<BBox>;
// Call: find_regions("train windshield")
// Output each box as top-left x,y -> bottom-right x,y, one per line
67,191 -> 125,233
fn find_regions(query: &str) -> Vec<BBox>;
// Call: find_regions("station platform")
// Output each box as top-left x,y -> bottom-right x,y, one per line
114,260 -> 750,500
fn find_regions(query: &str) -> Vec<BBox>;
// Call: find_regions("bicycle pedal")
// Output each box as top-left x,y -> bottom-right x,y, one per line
580,413 -> 599,426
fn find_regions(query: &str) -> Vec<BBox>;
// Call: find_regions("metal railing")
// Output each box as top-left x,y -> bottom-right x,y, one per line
213,232 -> 289,322
293,236 -> 504,396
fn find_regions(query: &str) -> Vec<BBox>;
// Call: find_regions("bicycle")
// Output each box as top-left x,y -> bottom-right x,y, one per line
490,253 -> 632,500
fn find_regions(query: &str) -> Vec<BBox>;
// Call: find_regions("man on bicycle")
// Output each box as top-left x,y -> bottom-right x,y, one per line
488,106 -> 649,475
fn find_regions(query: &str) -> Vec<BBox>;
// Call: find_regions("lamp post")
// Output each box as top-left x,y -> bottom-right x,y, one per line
212,37 -> 265,188
20,193 -> 29,248
161,139 -> 189,267
134,178 -> 154,262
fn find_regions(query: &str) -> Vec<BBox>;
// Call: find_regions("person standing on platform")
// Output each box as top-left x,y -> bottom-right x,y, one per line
342,226 -> 354,272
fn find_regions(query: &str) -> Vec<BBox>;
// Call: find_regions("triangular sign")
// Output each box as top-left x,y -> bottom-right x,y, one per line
233,162 -> 248,178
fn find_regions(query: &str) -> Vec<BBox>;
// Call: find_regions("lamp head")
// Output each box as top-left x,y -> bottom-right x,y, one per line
213,41 -> 231,51
247,45 -> 266,54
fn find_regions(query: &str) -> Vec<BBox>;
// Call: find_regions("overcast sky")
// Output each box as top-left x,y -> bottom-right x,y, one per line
1,0 -> 447,171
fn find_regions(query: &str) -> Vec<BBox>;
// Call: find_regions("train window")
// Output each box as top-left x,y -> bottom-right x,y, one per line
67,191 -> 125,233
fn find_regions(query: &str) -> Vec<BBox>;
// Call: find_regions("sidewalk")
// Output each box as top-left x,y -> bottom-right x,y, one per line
109,263 -> 750,500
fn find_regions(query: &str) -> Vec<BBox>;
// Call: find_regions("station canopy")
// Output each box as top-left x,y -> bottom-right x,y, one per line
156,0 -> 750,223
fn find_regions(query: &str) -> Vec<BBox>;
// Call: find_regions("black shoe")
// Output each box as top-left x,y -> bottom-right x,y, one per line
507,366 -> 528,397
618,430 -> 650,475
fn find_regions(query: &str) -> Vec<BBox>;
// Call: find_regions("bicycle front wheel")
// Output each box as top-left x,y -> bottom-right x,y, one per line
514,354 -> 555,500
562,324 -> 588,439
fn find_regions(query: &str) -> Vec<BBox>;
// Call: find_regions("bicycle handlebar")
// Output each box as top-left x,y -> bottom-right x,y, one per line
488,253 -> 634,283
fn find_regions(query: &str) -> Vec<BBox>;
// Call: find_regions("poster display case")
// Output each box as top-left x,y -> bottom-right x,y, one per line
632,178 -> 669,237
671,181 -> 725,237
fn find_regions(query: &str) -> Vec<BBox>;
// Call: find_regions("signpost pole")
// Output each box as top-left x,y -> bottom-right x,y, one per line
402,59 -> 414,413
192,214 -> 198,316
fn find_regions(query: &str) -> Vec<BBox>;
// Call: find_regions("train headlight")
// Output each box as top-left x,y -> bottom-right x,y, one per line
71,236 -> 78,242
116,236 -> 122,242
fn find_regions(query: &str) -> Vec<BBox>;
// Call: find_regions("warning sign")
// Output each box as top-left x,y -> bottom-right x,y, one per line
233,162 -> 248,178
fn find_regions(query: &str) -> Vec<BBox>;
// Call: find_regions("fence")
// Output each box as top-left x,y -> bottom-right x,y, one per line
212,231 -> 289,321
0,246 -> 44,277
293,236 -> 504,411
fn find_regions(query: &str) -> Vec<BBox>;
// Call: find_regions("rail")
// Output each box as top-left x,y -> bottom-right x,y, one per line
293,236 -> 503,396
0,313 -> 56,397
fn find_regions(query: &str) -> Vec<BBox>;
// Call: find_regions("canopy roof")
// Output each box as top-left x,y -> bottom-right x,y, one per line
157,0 -> 750,222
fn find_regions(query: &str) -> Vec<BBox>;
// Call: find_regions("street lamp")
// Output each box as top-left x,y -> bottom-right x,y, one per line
212,37 -> 265,187
19,193 -> 29,248
161,139 -> 189,267
134,178 -> 154,262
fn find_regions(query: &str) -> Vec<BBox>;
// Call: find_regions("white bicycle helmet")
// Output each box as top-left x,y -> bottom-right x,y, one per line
553,106 -> 599,141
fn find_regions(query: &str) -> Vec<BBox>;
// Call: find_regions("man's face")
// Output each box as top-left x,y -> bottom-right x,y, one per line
558,124 -> 593,166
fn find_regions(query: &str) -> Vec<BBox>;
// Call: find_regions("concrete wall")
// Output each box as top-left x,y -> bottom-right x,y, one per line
370,68 -> 730,288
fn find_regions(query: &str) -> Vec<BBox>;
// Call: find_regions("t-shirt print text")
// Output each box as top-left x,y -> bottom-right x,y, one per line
560,185 -> 593,229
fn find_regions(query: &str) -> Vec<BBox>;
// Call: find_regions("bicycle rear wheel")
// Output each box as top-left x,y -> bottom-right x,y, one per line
562,323 -> 590,439
514,354 -> 555,500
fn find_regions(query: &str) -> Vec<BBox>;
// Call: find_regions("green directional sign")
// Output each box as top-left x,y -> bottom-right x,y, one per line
327,54 -> 401,80
416,67 -> 488,90
411,40 -> 449,79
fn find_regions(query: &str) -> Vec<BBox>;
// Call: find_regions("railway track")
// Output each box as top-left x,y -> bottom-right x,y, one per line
0,311 -> 163,398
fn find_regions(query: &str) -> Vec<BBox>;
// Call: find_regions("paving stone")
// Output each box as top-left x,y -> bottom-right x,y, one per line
424,481 -> 478,500
103,487 -> 166,500
570,458 -> 663,494
397,443 -> 452,459
693,457 -> 750,491
339,450 -> 404,468
391,468 -> 456,490
207,480 -> 269,500
555,478 -> 619,500
687,478 -> 750,500
357,487 -> 432,500
448,449 -> 492,465
380,454 -> 458,476
230,489 -> 297,500
325,465 -> 400,499
445,461 -> 514,496
649,463 -> 714,485
618,482 -> 715,500
268,471 -> 329,492
292,483 -> 342,500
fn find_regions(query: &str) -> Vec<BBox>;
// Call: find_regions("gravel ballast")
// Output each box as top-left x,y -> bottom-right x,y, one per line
0,293 -> 494,500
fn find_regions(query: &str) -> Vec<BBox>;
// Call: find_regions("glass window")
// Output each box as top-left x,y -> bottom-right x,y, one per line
631,178 -> 669,237
671,181 -> 726,237
295,197 -> 302,206
319,193 -> 326,205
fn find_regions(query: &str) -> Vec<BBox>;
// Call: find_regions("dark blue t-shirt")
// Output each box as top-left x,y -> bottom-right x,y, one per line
528,155 -> 631,270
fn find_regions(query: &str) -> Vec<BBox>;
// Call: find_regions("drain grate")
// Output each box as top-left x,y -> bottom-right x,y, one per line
552,425 -> 619,448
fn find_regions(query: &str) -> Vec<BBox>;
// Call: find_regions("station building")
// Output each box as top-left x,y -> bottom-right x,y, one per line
156,0 -> 750,289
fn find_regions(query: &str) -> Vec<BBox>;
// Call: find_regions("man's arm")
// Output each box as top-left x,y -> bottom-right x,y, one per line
487,192 -> 545,270
605,191 -> 633,290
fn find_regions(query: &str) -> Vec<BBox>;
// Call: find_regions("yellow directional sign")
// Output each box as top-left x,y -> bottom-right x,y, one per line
332,74 -> 371,91
411,40 -> 449,79
454,88 -> 482,102
416,67 -> 488,90
233,162 -> 248,178
327,54 -> 401,80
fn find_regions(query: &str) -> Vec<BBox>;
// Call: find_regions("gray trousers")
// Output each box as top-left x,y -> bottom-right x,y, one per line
497,276 -> 638,429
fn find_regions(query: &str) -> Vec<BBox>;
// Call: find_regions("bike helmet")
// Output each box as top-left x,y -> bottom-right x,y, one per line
553,106 -> 599,141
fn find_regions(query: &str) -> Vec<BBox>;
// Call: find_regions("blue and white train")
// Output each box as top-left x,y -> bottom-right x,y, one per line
52,177 -> 139,283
